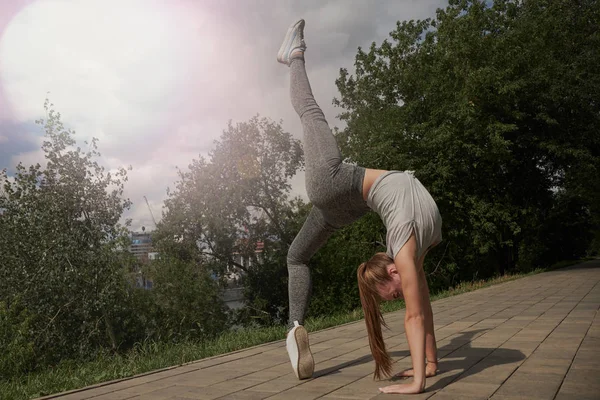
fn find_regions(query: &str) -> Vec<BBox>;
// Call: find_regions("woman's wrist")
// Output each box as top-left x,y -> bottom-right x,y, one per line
411,377 -> 426,393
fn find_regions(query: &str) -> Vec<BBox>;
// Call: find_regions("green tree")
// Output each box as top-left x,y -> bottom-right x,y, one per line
334,0 -> 599,281
309,212 -> 386,316
0,298 -> 35,380
155,116 -> 305,324
0,100 -> 134,373
146,256 -> 229,340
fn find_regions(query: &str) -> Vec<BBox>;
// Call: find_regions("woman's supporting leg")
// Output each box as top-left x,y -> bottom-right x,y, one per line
288,206 -> 337,326
286,206 -> 335,380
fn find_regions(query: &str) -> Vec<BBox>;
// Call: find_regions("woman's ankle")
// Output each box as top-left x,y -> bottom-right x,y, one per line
290,49 -> 305,61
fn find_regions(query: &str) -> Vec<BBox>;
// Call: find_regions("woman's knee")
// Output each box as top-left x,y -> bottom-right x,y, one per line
287,240 -> 311,268
286,249 -> 304,268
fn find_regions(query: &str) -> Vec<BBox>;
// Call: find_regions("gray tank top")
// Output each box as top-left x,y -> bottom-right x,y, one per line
367,171 -> 442,260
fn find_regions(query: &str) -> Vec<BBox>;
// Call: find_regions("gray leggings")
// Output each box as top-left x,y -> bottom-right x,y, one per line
287,58 -> 369,326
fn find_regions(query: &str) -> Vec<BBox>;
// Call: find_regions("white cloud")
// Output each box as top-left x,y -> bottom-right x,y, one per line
1,0 -> 447,230
10,146 -> 45,169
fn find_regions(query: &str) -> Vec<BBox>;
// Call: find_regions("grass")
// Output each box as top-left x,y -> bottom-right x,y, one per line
0,259 -> 588,400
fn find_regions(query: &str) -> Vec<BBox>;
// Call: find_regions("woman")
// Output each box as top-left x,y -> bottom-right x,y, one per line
278,19 -> 442,394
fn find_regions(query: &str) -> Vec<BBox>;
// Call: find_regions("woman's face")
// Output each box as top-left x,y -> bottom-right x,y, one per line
376,263 -> 403,301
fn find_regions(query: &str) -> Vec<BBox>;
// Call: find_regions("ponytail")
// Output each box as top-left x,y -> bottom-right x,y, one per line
357,253 -> 395,380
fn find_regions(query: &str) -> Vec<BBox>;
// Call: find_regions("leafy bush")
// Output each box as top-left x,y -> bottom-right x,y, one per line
0,299 -> 36,380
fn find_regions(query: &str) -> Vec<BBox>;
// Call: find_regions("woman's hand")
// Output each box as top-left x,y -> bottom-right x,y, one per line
379,380 -> 424,394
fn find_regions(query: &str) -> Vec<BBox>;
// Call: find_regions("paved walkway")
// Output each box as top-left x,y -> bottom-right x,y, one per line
41,260 -> 600,400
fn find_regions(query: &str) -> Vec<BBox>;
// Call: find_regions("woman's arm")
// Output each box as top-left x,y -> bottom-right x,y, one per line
420,260 -> 438,367
396,255 -> 439,378
379,239 -> 427,394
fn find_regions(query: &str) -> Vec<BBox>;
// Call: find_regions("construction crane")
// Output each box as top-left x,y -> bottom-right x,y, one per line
144,196 -> 157,228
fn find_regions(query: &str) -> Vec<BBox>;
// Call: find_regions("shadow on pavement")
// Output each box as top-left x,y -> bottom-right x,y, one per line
315,328 -> 525,390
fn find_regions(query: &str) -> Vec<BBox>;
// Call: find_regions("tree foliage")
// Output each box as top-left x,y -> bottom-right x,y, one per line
0,100 -> 134,375
154,116 -> 305,325
147,256 -> 229,340
333,0 -> 599,281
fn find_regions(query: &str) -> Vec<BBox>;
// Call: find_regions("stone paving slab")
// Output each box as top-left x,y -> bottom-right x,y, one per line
39,260 -> 600,400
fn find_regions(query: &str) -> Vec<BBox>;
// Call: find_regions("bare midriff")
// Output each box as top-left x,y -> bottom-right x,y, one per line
362,168 -> 388,201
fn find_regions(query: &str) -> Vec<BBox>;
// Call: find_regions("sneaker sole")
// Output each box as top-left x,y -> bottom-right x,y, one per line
277,19 -> 304,64
294,325 -> 314,379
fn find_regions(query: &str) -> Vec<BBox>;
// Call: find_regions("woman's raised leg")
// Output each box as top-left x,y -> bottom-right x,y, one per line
278,19 -> 347,206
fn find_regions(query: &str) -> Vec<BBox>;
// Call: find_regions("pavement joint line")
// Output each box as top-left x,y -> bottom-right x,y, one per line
551,293 -> 600,400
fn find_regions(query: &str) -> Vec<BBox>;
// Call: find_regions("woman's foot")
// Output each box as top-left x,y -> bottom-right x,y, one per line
395,362 -> 438,378
286,321 -> 314,379
277,19 -> 306,66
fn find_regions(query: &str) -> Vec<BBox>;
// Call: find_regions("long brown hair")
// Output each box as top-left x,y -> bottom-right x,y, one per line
357,252 -> 395,380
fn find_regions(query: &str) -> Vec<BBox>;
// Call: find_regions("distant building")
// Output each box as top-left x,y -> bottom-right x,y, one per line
228,241 -> 264,286
128,231 -> 155,289
129,231 -> 154,262
232,241 -> 264,269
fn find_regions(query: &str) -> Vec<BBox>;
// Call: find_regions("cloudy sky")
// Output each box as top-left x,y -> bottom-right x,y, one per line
0,0 -> 446,231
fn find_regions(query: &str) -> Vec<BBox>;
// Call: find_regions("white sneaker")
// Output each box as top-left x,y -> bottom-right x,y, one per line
286,321 -> 314,379
277,19 -> 306,66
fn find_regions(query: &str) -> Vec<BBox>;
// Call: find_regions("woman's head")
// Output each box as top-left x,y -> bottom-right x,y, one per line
357,252 -> 402,380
